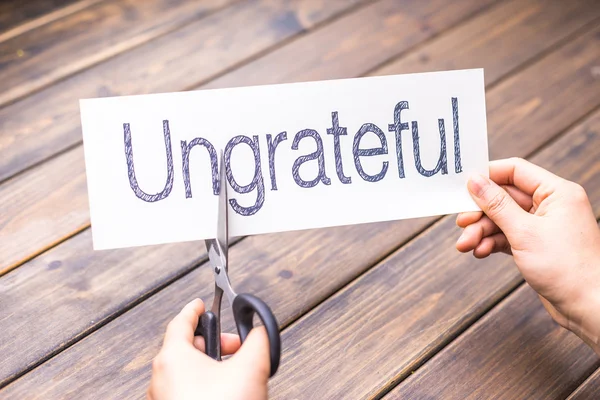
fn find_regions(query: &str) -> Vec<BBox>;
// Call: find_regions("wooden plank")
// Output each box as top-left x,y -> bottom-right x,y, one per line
0,0 -> 499,386
0,0 -> 367,183
2,18 -> 600,399
399,111 -> 600,399
0,0 -> 237,107
268,108 -> 600,398
204,0 -> 600,89
0,0 -> 494,273
0,148 -> 89,274
205,0 -> 600,161
2,0 -> 597,277
0,230 -> 208,387
0,216 -> 437,391
0,0 -> 596,382
203,0 -> 498,89
0,0 -> 240,109
389,283 -> 600,399
0,0 -> 81,33
392,111 -> 600,399
0,0 -> 103,43
371,0 -> 600,85
3,107 -> 600,398
568,367 -> 600,399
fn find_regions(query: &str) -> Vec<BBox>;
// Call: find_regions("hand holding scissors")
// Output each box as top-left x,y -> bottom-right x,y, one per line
194,153 -> 281,377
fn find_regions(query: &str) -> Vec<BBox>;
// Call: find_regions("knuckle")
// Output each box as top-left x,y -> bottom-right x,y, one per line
570,182 -> 588,202
152,351 -> 172,372
485,190 -> 509,218
165,319 -> 178,333
509,156 -> 526,171
510,156 -> 525,165
152,354 -> 164,372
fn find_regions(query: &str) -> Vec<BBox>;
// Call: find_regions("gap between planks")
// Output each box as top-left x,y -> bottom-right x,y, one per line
0,0 -> 103,43
3,99 -> 596,396
0,0 -> 596,384
8,0 -> 596,274
0,0 -> 375,186
0,0 -> 500,276
2,32 -> 596,398
0,0 -> 596,392
269,105 -> 600,398
291,101 -> 600,400
385,222 -> 600,399
0,0 -> 247,109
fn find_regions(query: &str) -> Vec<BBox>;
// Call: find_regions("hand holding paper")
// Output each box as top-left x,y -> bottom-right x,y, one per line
79,69 -> 489,250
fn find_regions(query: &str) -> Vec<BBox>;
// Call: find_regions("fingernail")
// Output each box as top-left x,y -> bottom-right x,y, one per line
467,174 -> 489,197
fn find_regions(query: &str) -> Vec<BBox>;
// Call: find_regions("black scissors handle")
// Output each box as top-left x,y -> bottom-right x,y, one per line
195,294 -> 281,377
196,311 -> 220,360
232,293 -> 281,377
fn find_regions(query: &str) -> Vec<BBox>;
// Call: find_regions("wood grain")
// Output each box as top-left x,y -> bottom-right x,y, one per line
0,0 -> 592,382
382,19 -> 600,163
371,0 -> 600,85
205,0 -> 600,89
3,0 -> 599,277
568,367 -> 600,399
203,0 -> 497,89
0,213 -> 436,391
0,0 -> 495,274
0,0 -> 103,43
0,0 -> 81,33
389,113 -> 600,400
268,107 -> 600,399
4,110 -> 599,398
0,0 -> 235,107
389,284 -> 600,399
0,230 -> 209,388
3,19 -> 600,399
0,0 -> 366,183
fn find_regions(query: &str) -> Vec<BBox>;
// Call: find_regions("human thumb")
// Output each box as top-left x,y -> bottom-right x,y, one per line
231,326 -> 271,382
467,174 -> 530,236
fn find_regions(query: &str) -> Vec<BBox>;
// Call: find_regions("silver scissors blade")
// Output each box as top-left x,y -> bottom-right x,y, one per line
206,150 -> 231,314
205,150 -> 228,268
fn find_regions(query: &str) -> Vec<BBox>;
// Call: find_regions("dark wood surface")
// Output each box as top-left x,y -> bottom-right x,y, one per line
389,109 -> 600,399
0,0 -> 90,33
0,0 -> 367,183
0,0 -> 234,107
569,367 -> 600,400
1,0 -> 600,398
0,0 -> 369,274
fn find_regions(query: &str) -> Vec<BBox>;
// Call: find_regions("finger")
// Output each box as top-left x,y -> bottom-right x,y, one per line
456,183 -> 533,253
473,233 -> 511,258
193,333 -> 241,355
456,216 -> 501,252
231,326 -> 271,383
502,185 -> 534,212
147,386 -> 154,400
467,174 -> 532,237
457,173 -> 534,229
458,185 -> 531,231
489,158 -> 562,200
164,298 -> 205,346
456,211 -> 483,228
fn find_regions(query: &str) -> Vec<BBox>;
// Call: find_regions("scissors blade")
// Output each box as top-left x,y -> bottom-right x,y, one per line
205,150 -> 228,267
216,149 -> 228,271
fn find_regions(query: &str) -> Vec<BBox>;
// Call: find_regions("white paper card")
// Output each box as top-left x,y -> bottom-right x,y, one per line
80,69 -> 489,250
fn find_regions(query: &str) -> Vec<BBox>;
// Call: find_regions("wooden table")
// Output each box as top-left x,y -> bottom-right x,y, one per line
1,0 -> 599,398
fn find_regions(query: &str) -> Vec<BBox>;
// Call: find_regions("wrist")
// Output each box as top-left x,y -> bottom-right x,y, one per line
561,259 -> 600,354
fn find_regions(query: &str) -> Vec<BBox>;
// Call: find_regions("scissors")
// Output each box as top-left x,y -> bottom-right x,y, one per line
194,152 -> 281,377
